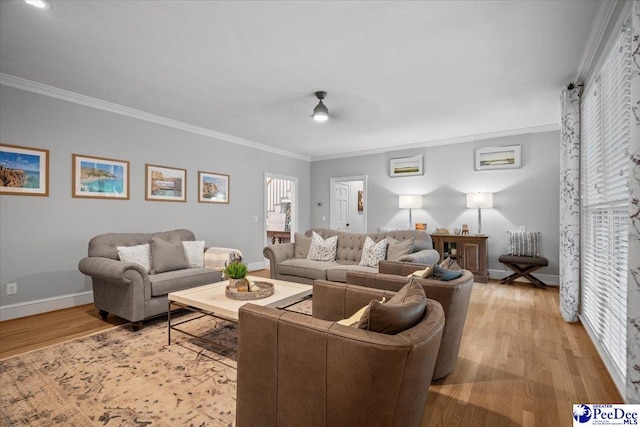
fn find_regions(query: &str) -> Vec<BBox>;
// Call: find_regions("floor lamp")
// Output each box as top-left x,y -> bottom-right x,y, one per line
466,193 -> 493,235
399,195 -> 422,229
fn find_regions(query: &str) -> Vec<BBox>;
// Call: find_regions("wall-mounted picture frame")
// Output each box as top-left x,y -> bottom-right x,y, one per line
145,164 -> 186,202
72,154 -> 129,200
415,223 -> 427,231
0,144 -> 49,196
198,171 -> 229,204
390,155 -> 423,177
475,145 -> 521,170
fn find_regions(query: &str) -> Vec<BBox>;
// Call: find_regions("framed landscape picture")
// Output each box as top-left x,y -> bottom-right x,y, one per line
198,171 -> 229,204
72,154 -> 129,199
145,164 -> 186,202
0,144 -> 49,196
475,145 -> 521,170
390,155 -> 423,177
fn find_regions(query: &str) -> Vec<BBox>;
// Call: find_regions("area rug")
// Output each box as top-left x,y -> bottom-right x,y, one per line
0,298 -> 312,427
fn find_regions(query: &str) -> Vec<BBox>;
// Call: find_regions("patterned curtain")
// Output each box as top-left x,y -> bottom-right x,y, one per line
559,85 -> 580,322
627,0 -> 640,404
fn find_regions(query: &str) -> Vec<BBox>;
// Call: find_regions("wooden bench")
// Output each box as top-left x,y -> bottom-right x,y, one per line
498,255 -> 549,289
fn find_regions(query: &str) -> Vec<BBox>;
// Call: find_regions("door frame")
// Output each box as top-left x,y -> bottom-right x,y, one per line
264,172 -> 299,250
330,175 -> 367,232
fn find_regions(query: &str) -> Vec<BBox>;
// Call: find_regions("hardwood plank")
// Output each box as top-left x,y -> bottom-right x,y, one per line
0,271 -> 622,426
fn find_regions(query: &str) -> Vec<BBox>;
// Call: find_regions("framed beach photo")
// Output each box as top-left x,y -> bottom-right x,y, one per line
145,164 -> 186,202
198,171 -> 229,204
390,155 -> 423,177
475,145 -> 521,170
0,144 -> 49,196
72,154 -> 129,199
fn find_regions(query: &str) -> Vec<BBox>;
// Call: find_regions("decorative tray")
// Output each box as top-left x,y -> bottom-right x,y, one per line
225,281 -> 275,301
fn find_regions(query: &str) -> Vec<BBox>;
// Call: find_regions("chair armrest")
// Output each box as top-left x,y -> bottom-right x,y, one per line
262,242 -> 294,277
378,260 -> 430,276
78,257 -> 147,285
396,249 -> 440,265
346,271 -> 410,292
312,280 -> 397,321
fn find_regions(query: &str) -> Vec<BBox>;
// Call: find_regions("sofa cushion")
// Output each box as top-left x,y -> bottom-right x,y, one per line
294,233 -> 312,259
386,238 -> 414,261
307,232 -> 338,261
151,236 -> 189,274
149,268 -> 220,297
326,264 -> 378,282
359,236 -> 387,267
117,243 -> 151,273
182,240 -> 205,268
279,259 -> 335,280
357,279 -> 427,334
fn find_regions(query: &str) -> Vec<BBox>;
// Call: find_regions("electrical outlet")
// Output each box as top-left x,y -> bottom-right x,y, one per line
7,282 -> 17,296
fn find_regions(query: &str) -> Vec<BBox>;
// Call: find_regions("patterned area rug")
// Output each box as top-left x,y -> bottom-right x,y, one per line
0,297 -> 312,426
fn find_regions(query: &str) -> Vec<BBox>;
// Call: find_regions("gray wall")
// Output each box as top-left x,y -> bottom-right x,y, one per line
311,131 -> 560,277
0,85 -> 310,306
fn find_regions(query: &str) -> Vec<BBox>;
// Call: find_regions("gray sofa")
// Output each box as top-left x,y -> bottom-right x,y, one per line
263,228 -> 440,284
78,229 -> 222,330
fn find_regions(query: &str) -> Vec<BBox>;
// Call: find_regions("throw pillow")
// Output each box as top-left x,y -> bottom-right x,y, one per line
406,264 -> 434,278
117,244 -> 151,273
307,231 -> 338,261
439,257 -> 453,269
433,264 -> 463,281
294,233 -> 312,259
359,236 -> 387,267
386,238 -> 414,261
357,278 -> 427,334
182,240 -> 205,268
337,297 -> 386,327
449,261 -> 462,271
507,231 -> 541,257
150,236 -> 189,274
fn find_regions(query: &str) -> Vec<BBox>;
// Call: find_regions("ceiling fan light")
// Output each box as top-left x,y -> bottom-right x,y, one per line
313,101 -> 329,122
25,0 -> 51,9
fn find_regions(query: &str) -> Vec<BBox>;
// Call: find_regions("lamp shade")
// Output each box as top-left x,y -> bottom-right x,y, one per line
399,194 -> 422,209
466,192 -> 494,209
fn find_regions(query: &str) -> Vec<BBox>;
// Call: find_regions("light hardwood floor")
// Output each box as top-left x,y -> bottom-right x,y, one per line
0,271 -> 622,426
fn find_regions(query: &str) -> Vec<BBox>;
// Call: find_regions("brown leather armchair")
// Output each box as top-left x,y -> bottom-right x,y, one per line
345,268 -> 474,380
236,281 -> 445,427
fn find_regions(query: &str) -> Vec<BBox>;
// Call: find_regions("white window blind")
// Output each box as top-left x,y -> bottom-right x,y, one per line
580,27 -> 631,389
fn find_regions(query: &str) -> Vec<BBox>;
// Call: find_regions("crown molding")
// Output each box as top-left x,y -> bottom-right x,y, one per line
311,123 -> 560,162
576,0 -> 620,82
0,73 -> 310,162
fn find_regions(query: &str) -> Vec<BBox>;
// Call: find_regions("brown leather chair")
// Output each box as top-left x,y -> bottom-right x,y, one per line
345,268 -> 474,380
236,281 -> 445,427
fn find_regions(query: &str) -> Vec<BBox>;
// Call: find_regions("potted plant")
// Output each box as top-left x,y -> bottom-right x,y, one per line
223,261 -> 250,292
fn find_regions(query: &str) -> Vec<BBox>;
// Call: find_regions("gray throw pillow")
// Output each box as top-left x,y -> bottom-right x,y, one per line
150,236 -> 189,274
432,264 -> 463,281
357,278 -> 427,334
386,238 -> 414,261
294,233 -> 312,259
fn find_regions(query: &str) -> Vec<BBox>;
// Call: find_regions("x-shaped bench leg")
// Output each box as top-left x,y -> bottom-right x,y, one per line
500,264 -> 548,289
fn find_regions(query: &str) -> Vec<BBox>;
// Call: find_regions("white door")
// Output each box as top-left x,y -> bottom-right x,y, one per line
334,182 -> 350,231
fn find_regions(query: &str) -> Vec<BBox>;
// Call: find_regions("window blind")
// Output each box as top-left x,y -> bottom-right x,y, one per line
580,27 -> 631,389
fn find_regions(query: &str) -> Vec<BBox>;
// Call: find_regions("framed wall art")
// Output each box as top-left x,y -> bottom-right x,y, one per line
0,143 -> 49,196
145,164 -> 186,202
72,154 -> 129,199
390,155 -> 423,177
475,145 -> 521,170
198,171 -> 229,204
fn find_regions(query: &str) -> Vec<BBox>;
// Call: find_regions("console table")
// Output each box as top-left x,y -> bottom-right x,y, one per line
430,234 -> 488,283
267,230 -> 291,244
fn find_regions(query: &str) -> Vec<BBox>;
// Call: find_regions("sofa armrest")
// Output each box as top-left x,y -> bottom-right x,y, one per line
312,280 -> 397,322
262,242 -> 294,278
396,248 -> 440,265
78,257 -> 148,285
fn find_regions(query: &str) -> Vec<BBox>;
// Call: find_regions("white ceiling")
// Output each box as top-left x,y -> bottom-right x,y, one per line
0,1 -> 601,160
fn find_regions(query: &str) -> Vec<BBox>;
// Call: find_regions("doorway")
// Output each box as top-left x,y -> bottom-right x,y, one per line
264,173 -> 298,248
330,175 -> 367,233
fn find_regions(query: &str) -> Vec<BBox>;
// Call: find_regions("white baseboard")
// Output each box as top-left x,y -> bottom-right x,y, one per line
0,291 -> 94,322
488,269 -> 559,286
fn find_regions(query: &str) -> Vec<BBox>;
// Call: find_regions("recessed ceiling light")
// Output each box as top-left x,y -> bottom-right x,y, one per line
25,0 -> 51,10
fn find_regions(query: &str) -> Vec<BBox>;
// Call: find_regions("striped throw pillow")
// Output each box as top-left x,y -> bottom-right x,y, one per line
507,231 -> 541,257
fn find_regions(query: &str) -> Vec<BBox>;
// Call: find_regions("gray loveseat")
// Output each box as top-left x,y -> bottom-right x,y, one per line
263,228 -> 440,284
78,229 -> 222,330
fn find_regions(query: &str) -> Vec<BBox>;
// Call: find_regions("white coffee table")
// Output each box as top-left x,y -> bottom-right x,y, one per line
167,276 -> 312,347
